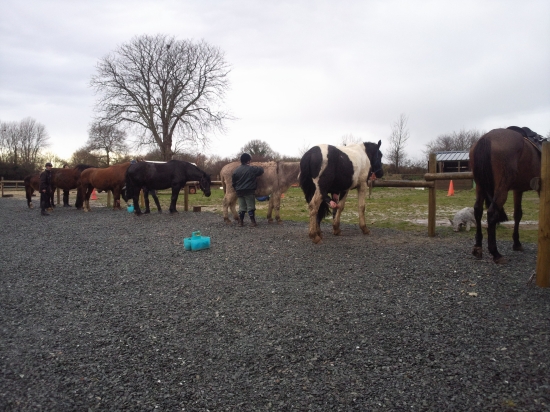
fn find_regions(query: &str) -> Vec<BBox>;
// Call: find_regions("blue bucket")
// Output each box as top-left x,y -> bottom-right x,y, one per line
127,204 -> 134,213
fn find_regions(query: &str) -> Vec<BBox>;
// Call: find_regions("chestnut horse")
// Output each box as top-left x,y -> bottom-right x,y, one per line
220,161 -> 300,224
24,164 -> 93,209
300,141 -> 384,243
80,162 -> 130,211
470,127 -> 544,263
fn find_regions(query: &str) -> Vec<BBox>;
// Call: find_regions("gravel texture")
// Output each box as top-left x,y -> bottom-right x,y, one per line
1,197 -> 549,411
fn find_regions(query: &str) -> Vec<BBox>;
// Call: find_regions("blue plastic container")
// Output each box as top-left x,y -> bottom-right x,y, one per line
127,204 -> 134,213
183,231 -> 211,251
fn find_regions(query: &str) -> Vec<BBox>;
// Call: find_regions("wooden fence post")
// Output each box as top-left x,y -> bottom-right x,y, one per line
536,142 -> 550,287
428,153 -> 436,237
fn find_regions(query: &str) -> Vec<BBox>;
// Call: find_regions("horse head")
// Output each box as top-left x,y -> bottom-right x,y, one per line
199,172 -> 212,197
366,140 -> 384,178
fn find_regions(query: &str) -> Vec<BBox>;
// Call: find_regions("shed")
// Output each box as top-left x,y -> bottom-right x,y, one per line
434,151 -> 473,190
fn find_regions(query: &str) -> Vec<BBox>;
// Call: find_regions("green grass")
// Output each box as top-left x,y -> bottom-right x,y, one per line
150,186 -> 540,243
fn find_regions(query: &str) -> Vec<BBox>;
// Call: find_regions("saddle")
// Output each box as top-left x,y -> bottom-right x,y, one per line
507,126 -> 547,152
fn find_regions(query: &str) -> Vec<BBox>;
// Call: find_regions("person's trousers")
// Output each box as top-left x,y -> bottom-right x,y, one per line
238,194 -> 256,212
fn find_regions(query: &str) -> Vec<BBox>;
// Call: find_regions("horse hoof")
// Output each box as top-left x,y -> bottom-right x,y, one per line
494,256 -> 508,264
144,210 -> 150,214
472,246 -> 483,259
333,229 -> 341,236
513,245 -> 524,252
312,236 -> 322,244
277,219 -> 283,224
361,227 -> 370,235
267,218 -> 274,223
170,210 -> 178,214
157,210 -> 162,214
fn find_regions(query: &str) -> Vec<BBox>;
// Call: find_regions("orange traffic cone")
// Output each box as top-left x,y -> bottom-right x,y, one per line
91,189 -> 98,200
447,180 -> 455,196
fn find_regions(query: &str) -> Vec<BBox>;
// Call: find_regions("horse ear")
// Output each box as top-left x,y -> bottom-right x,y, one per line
377,140 -> 381,148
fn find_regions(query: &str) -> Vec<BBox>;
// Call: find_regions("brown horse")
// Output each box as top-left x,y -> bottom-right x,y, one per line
470,127 -> 543,263
220,161 -> 300,224
24,164 -> 93,209
80,162 -> 130,211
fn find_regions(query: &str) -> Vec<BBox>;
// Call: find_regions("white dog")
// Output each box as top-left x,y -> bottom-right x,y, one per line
450,207 -> 476,232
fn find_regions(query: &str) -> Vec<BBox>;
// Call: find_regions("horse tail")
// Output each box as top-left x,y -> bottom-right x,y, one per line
471,136 -> 508,222
472,137 -> 494,201
299,151 -> 316,204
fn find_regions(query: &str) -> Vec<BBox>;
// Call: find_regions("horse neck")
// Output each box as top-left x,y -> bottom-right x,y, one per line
186,165 -> 204,180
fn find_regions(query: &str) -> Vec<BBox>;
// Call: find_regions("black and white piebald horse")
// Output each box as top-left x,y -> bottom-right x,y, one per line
299,141 -> 384,243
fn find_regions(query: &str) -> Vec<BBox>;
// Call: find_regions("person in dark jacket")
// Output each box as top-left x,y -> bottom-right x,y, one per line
62,164 -> 72,207
232,153 -> 264,227
39,162 -> 53,216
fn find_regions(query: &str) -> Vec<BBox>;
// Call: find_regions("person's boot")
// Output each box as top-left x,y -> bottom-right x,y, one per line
238,211 -> 245,227
248,210 -> 257,227
40,201 -> 49,216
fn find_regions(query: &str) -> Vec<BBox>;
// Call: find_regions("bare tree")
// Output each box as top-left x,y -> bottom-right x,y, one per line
70,146 -> 101,167
91,34 -> 231,161
424,129 -> 483,156
340,133 -> 362,146
0,118 -> 50,167
387,113 -> 410,174
86,122 -> 128,166
239,139 -> 279,161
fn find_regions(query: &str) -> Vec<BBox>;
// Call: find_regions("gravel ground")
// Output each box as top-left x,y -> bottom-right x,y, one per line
1,197 -> 549,411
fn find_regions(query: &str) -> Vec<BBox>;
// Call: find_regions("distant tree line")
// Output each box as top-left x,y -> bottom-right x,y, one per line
0,118 -> 50,179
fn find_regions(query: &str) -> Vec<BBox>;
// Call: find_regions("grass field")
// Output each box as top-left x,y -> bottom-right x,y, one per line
152,185 -> 541,244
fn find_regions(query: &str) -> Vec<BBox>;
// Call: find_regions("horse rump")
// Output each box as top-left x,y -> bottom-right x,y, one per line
471,133 -> 508,223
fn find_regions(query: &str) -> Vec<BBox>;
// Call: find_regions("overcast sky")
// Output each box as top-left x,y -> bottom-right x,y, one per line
1,0 -> 549,162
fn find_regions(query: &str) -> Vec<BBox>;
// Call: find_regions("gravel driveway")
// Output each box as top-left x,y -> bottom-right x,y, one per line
1,197 -> 549,411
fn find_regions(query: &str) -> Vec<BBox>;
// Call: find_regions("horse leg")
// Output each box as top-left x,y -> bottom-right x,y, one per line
267,196 -> 274,223
26,187 -> 34,208
222,194 -> 233,223
472,185 -> 484,259
512,190 -> 524,251
152,192 -> 162,213
144,190 -> 151,214
274,193 -> 282,224
132,190 -> 142,215
357,184 -> 370,235
169,186 -> 180,213
112,189 -> 122,210
487,190 -> 509,264
308,192 -> 324,243
332,192 -> 348,236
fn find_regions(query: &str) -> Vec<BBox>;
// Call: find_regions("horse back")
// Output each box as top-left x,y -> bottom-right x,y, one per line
82,163 -> 130,190
472,128 -> 540,195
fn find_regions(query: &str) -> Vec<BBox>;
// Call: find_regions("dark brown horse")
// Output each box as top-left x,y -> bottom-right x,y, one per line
470,127 -> 543,263
80,162 -> 130,211
24,164 -> 93,209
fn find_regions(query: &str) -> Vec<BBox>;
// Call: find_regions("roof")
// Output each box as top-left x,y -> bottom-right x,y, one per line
435,151 -> 470,162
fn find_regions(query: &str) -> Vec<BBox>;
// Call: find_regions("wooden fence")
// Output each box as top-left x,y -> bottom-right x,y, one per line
3,155 -> 549,287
